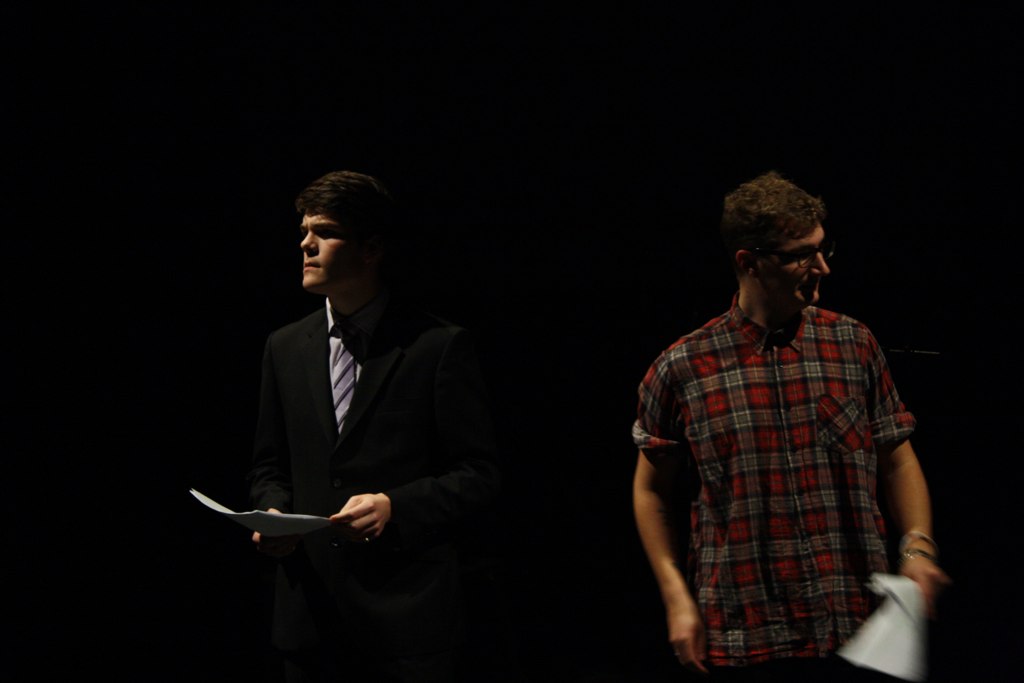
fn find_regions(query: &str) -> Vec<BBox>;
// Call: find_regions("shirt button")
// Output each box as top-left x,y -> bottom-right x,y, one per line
332,478 -> 343,488
330,537 -> 343,548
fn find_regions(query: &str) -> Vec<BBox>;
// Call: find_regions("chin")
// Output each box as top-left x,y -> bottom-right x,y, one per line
302,278 -> 327,294
800,288 -> 820,306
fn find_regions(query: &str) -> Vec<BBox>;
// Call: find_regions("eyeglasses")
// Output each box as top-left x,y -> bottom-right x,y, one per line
750,239 -> 836,268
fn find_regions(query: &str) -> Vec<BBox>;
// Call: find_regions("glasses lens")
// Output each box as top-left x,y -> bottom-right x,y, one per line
798,240 -> 835,266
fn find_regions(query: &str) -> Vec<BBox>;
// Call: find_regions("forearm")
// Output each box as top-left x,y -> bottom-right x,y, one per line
247,450 -> 292,512
386,456 -> 500,531
247,407 -> 293,513
386,329 -> 501,542
880,440 -> 934,548
879,439 -> 952,616
634,451 -> 708,671
632,453 -> 697,612
247,335 -> 293,512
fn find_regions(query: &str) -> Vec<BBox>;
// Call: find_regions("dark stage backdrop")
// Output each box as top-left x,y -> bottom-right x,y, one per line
5,3 -> 1018,682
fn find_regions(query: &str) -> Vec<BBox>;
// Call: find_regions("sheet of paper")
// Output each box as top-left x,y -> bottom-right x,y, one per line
838,572 -> 927,681
189,488 -> 332,536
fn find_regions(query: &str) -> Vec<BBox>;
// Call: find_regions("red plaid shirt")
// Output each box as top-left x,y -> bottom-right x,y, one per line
633,297 -> 916,665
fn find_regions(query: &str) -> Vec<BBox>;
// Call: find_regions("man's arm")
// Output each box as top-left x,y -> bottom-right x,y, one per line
330,493 -> 392,543
247,334 -> 293,514
335,328 -> 501,551
247,334 -> 299,555
878,439 -> 952,617
251,509 -> 301,557
633,451 -> 708,674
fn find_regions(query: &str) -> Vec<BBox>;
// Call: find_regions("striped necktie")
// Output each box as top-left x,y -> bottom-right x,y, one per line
330,323 -> 359,433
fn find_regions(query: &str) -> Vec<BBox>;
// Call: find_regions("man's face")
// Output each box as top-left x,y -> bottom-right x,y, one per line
757,224 -> 832,321
299,214 -> 379,296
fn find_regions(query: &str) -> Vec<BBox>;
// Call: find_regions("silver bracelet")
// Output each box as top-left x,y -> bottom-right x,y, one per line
898,530 -> 938,557
899,547 -> 938,566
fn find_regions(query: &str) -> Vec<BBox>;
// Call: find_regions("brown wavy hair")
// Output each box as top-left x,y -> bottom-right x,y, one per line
295,170 -> 396,242
720,170 -> 826,256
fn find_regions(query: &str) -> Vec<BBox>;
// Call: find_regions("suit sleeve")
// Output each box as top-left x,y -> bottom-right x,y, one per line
384,328 -> 501,549
246,333 -> 293,514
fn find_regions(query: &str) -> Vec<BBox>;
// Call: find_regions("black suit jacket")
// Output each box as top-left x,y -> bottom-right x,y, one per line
247,298 -> 501,657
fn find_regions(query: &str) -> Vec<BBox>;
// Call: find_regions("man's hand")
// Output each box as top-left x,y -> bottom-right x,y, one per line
668,601 -> 709,675
330,493 -> 392,543
251,508 -> 301,557
900,556 -> 952,619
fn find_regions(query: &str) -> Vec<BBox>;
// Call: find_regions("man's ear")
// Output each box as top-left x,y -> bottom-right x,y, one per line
735,249 -> 758,276
362,235 -> 385,265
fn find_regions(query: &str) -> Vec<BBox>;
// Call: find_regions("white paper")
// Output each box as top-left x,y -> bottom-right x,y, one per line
189,488 -> 332,536
838,573 -> 927,681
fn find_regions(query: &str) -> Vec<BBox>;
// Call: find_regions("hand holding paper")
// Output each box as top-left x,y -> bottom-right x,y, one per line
838,573 -> 928,682
189,488 -> 331,536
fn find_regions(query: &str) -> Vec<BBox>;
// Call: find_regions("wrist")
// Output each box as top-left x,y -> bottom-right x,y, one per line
899,546 -> 939,568
898,530 -> 938,558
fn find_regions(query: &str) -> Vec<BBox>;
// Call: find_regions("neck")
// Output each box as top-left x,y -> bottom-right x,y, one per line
737,282 -> 798,330
327,280 -> 383,316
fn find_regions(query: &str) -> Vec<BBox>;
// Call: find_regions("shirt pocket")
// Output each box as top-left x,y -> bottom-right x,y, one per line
816,394 -> 869,456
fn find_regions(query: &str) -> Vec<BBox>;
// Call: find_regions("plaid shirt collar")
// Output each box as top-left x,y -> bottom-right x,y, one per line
726,292 -> 806,354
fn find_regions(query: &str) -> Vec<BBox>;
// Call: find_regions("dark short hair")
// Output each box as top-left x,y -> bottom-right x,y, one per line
295,170 -> 396,241
720,170 -> 827,255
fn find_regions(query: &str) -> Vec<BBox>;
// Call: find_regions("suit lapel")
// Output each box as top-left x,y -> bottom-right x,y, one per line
301,312 -> 338,447
336,304 -> 406,447
337,347 -> 401,445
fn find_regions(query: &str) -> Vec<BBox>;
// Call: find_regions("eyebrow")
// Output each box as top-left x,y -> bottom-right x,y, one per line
787,235 -> 827,252
790,244 -> 822,253
300,223 -> 344,232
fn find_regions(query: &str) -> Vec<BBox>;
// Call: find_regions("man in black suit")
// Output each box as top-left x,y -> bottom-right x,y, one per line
247,170 -> 501,682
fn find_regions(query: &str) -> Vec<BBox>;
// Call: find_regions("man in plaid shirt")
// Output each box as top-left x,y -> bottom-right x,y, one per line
632,171 -> 951,681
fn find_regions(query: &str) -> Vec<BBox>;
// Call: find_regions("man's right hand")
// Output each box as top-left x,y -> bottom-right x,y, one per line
251,508 -> 301,557
668,602 -> 709,675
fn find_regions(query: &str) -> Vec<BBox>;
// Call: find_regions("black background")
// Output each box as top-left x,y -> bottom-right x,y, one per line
5,3 -> 1019,681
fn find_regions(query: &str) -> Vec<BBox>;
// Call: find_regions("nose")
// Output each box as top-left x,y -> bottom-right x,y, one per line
809,251 -> 831,276
300,231 -> 317,254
